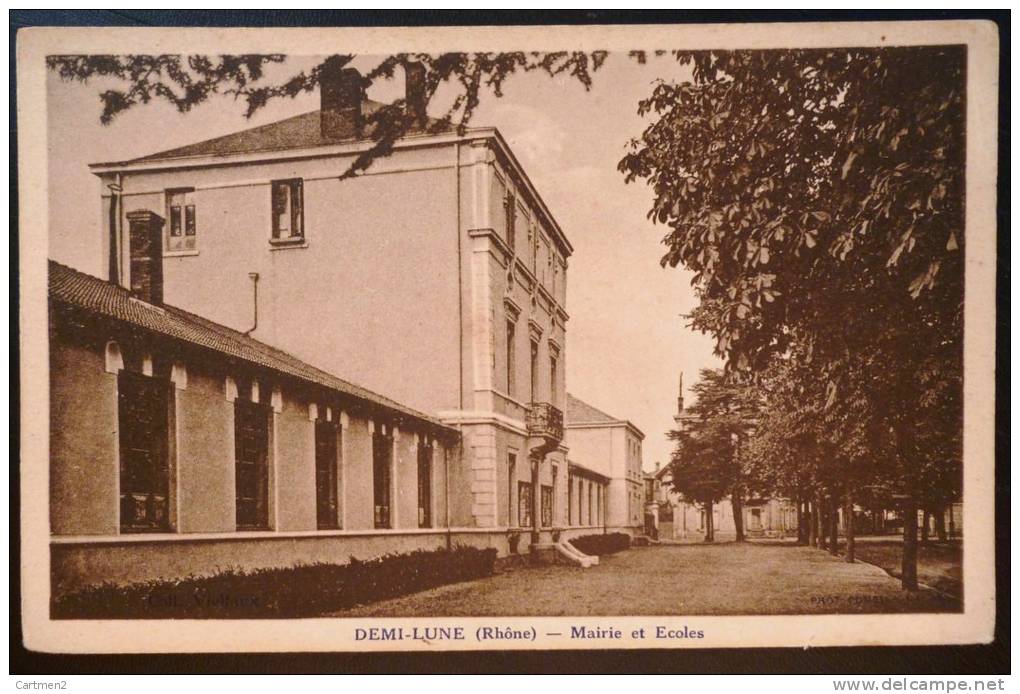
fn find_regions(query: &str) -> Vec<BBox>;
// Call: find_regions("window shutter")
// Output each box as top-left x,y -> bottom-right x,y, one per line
291,180 -> 304,239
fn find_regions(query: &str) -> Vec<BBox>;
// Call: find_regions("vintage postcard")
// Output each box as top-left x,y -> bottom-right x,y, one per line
17,19 -> 999,654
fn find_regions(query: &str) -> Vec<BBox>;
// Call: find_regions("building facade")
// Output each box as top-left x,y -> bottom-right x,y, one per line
564,393 -> 644,536
652,462 -> 798,541
50,64 -> 587,596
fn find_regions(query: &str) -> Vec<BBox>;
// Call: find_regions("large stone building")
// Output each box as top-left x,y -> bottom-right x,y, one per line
48,63 -> 593,595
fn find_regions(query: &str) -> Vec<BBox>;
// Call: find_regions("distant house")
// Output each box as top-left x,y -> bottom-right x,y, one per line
664,374 -> 797,540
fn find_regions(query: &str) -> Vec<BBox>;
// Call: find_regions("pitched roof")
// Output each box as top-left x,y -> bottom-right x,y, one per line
565,392 -> 645,438
565,393 -> 623,426
118,101 -> 440,165
48,260 -> 454,434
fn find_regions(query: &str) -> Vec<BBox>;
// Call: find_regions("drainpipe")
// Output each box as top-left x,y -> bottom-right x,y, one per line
107,175 -> 123,284
243,272 -> 259,336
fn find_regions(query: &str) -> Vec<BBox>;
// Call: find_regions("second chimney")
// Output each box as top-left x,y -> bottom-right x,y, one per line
404,61 -> 427,131
126,209 -> 164,305
320,59 -> 365,140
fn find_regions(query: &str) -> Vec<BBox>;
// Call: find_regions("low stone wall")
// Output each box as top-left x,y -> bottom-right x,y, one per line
51,530 -> 509,597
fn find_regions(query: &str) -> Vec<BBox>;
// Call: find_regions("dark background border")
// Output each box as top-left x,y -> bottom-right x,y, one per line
9,8 -> 1010,676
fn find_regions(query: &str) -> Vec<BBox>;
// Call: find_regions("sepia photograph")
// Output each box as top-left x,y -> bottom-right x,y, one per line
15,15 -> 1001,660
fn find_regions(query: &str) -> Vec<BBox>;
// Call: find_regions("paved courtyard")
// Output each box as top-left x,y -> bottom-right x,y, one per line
330,542 -> 960,617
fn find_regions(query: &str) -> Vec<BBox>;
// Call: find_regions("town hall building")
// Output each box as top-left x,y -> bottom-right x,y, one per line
48,62 -> 614,596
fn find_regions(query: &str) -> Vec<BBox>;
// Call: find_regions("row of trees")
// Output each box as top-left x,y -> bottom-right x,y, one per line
671,363 -> 961,566
630,47 -> 966,590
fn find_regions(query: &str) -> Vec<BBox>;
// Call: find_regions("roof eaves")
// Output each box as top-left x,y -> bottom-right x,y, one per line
48,260 -> 456,437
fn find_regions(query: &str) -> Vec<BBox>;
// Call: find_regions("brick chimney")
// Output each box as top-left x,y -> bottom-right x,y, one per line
320,58 -> 365,140
404,61 -> 427,131
126,209 -> 164,305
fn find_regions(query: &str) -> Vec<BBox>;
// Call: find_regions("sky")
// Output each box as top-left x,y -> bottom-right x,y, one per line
45,53 -> 722,471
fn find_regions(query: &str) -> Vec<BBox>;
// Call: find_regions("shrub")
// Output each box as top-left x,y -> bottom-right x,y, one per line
52,544 -> 497,619
569,532 -> 631,556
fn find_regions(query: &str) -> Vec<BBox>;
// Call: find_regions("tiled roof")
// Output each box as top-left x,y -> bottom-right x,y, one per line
48,260 -> 454,434
565,392 -> 623,425
117,101 -> 439,165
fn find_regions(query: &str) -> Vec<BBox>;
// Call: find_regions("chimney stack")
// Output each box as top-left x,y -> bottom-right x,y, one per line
320,58 -> 365,140
404,61 -> 427,131
126,209 -> 164,305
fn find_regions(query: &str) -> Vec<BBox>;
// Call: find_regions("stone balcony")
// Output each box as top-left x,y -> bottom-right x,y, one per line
526,401 -> 564,446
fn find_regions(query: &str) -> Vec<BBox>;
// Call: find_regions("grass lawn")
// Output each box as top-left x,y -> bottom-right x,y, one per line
328,542 -> 959,617
852,539 -> 962,598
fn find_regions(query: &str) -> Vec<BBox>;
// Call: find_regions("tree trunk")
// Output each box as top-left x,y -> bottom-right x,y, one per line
935,505 -> 947,542
948,504 -> 956,540
828,495 -> 839,556
819,496 -> 829,551
732,489 -> 745,542
704,500 -> 714,543
901,495 -> 919,591
844,494 -> 855,563
815,495 -> 825,548
892,416 -> 920,591
807,500 -> 816,547
796,497 -> 806,545
920,509 -> 931,546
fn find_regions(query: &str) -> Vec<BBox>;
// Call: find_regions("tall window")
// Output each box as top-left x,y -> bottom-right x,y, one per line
505,319 -> 516,396
373,427 -> 393,529
518,481 -> 533,528
235,398 -> 270,530
417,439 -> 433,528
166,189 -> 196,252
314,416 -> 340,530
567,475 -> 573,526
529,340 -> 539,403
505,193 -> 516,252
271,179 -> 304,241
118,369 -> 171,532
530,224 -> 538,272
549,351 -> 558,403
541,485 -> 553,527
507,453 -> 517,527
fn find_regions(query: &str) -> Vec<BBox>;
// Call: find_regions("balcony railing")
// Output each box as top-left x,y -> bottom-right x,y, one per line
526,401 -> 564,444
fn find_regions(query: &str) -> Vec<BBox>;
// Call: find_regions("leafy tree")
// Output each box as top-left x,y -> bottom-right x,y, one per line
669,368 -> 757,542
621,47 -> 965,588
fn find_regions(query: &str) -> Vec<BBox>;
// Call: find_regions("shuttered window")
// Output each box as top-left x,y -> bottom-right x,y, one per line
235,399 -> 270,530
271,179 -> 304,241
518,481 -> 532,528
166,189 -> 197,252
118,370 -> 171,532
373,428 -> 393,529
417,440 -> 432,528
541,485 -> 553,527
315,417 -> 340,530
